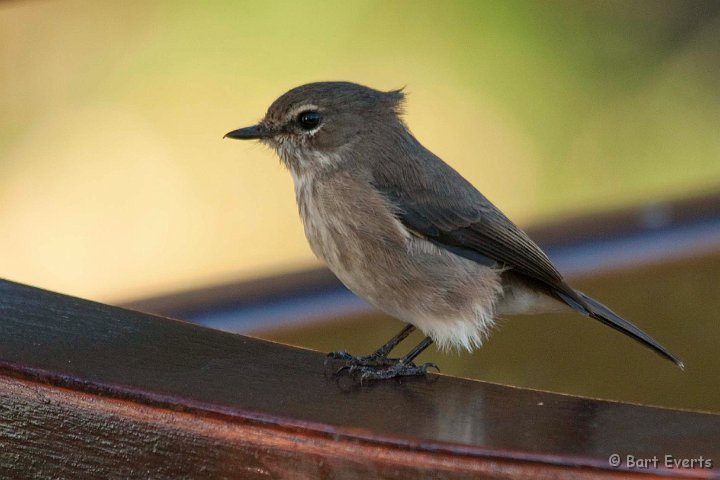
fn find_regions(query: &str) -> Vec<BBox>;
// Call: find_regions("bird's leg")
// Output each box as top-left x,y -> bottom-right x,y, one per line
327,324 -> 415,367
354,336 -> 438,381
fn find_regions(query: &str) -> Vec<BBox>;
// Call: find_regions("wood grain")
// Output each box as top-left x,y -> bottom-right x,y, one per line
1,279 -> 718,479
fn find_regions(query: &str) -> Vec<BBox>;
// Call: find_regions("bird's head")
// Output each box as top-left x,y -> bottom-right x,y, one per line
225,81 -> 405,174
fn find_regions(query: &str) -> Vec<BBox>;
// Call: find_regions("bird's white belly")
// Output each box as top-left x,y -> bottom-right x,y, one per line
295,175 -> 505,352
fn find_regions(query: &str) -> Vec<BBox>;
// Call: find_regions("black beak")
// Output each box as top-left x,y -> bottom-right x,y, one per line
224,124 -> 267,140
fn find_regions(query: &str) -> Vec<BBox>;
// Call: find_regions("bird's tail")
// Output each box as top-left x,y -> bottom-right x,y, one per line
561,290 -> 684,369
575,290 -> 685,370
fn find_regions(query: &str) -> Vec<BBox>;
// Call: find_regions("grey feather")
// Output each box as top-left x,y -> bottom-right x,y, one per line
368,119 -> 681,367
575,291 -> 684,368
368,131 -> 582,303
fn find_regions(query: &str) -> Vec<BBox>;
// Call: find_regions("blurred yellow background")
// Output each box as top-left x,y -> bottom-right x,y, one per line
2,1 -> 720,302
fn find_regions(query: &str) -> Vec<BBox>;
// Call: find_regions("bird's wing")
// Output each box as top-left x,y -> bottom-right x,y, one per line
369,150 -> 683,368
370,152 -> 569,296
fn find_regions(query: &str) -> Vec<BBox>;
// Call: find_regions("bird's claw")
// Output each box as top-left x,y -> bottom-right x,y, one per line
331,360 -> 439,382
326,351 -> 355,361
325,350 -> 399,368
355,361 -> 439,382
326,350 -> 439,382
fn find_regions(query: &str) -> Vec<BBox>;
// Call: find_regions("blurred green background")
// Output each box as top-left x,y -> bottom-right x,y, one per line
2,0 -> 719,301
1,1 -> 719,410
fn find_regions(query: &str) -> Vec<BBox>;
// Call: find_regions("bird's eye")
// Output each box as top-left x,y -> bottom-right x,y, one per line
297,110 -> 322,130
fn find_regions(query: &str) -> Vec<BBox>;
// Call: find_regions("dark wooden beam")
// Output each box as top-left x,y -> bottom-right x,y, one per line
123,189 -> 720,325
1,279 -> 718,478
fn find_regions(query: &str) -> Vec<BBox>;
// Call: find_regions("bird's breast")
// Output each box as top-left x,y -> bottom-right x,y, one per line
290,169 -> 505,352
293,171 -> 409,271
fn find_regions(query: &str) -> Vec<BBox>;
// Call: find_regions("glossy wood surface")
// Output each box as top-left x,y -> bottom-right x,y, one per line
1,279 -> 719,478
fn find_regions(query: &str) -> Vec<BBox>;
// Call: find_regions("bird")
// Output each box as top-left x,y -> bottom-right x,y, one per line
225,81 -> 683,380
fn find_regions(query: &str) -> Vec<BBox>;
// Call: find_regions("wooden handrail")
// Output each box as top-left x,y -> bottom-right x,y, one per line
123,190 -> 720,328
1,279 -> 718,478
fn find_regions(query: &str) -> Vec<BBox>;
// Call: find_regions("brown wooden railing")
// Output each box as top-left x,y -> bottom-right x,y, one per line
123,190 -> 720,331
1,278 -> 718,479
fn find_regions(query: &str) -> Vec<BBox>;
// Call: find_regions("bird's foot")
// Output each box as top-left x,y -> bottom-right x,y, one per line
326,350 -> 400,369
350,361 -> 439,382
